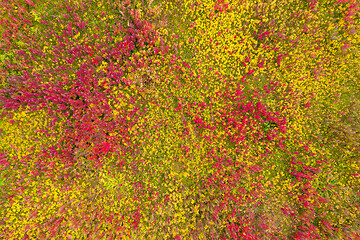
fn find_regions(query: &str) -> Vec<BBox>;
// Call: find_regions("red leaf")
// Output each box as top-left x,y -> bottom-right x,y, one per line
102,142 -> 111,154
24,0 -> 35,7
8,13 -> 19,23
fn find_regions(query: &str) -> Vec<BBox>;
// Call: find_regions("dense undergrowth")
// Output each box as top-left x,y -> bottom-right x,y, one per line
0,0 -> 359,239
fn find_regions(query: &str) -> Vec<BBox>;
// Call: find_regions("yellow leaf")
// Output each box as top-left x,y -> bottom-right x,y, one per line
74,32 -> 80,39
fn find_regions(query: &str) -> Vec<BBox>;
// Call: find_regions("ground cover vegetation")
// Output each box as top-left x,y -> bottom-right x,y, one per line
0,0 -> 359,239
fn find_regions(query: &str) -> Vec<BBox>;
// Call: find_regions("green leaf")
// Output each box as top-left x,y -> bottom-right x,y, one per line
30,10 -> 42,22
0,178 -> 5,186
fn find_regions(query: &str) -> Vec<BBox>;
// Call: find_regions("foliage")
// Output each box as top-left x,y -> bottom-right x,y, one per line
0,0 -> 359,239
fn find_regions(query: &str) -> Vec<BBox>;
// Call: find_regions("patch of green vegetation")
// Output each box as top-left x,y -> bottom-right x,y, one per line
0,169 -> 10,188
0,118 -> 6,138
261,121 -> 278,133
